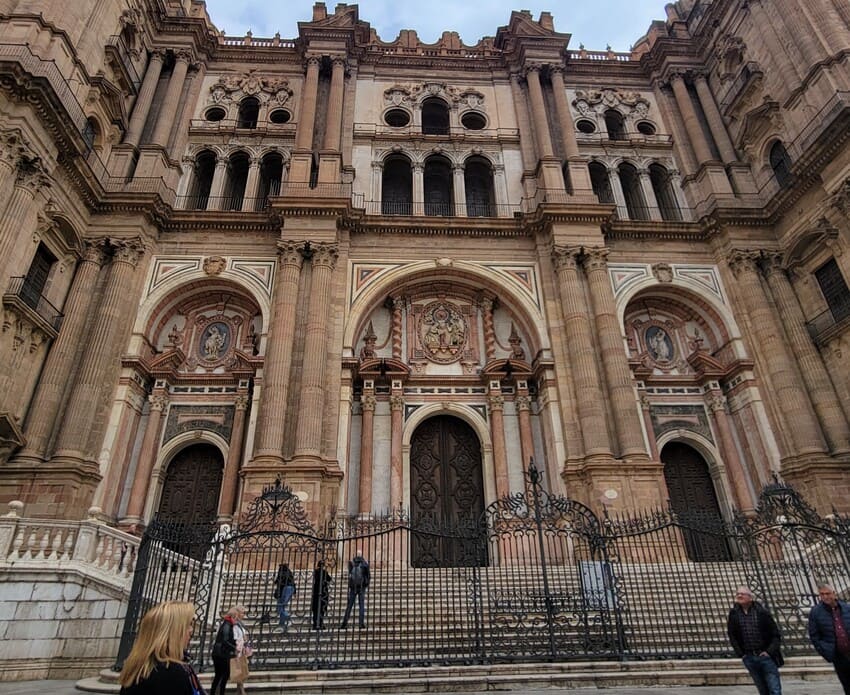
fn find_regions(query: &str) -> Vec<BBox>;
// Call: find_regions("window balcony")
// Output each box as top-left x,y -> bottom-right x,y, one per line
806,303 -> 850,345
3,277 -> 62,336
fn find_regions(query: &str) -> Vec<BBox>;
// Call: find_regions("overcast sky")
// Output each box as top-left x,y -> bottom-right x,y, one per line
202,1 -> 665,52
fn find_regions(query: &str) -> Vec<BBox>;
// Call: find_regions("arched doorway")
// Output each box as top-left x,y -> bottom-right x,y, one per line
157,443 -> 224,526
409,415 -> 485,566
661,441 -> 730,561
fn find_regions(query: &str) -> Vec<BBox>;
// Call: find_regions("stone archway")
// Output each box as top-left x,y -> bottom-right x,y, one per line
409,415 -> 485,566
157,443 -> 224,526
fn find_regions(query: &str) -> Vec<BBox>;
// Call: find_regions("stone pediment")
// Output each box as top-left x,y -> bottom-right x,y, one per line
736,97 -> 783,159
502,10 -> 555,38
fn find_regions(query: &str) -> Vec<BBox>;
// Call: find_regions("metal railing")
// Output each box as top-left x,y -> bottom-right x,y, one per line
360,200 -> 521,218
4,277 -> 62,330
176,195 -> 269,212
353,123 -> 520,139
806,302 -> 850,342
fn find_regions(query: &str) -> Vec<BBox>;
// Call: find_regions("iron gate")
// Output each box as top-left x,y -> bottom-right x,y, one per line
116,471 -> 850,670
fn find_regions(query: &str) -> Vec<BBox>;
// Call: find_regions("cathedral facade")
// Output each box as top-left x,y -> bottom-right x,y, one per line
0,0 -> 848,548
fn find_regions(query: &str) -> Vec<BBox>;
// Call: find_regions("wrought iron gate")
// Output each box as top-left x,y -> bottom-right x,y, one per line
116,471 -> 850,671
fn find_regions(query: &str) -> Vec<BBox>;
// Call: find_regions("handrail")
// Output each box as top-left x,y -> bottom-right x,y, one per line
4,276 -> 63,330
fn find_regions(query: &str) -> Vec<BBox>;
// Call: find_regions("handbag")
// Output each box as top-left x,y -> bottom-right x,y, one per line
229,654 -> 250,683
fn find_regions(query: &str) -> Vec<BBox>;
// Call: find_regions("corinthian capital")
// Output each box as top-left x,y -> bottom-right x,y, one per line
111,237 -> 146,267
726,249 -> 760,278
277,240 -> 305,267
15,158 -> 51,194
149,394 -> 170,411
488,394 -> 505,411
82,238 -> 110,266
0,129 -> 28,170
759,251 -> 786,277
309,242 -> 339,270
361,394 -> 377,412
551,245 -> 582,271
581,247 -> 610,272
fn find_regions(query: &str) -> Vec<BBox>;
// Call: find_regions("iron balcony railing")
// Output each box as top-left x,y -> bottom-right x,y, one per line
806,302 -> 850,342
4,277 -> 62,331
361,200 -> 521,218
176,195 -> 270,212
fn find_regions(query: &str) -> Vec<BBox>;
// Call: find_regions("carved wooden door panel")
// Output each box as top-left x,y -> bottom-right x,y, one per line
157,443 -> 224,527
410,415 -> 485,567
662,442 -> 730,561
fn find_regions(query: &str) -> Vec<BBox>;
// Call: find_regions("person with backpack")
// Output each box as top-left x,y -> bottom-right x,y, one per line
273,562 -> 296,630
340,549 -> 370,630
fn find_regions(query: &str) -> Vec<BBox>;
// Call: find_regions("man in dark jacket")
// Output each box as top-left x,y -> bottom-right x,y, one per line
340,549 -> 370,629
808,583 -> 850,693
727,586 -> 783,695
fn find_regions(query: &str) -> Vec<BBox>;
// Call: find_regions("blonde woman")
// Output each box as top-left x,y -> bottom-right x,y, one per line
119,601 -> 204,695
211,605 -> 249,695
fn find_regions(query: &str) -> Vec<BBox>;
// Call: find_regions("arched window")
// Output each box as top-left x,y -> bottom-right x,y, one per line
423,155 -> 454,216
589,161 -> 614,204
223,151 -> 250,210
618,162 -> 648,220
421,98 -> 450,135
237,97 -> 260,129
769,141 -> 793,188
464,156 -> 495,217
382,155 -> 413,215
649,163 -> 682,221
604,109 -> 626,140
82,117 -> 100,152
258,152 -> 284,210
188,149 -> 216,210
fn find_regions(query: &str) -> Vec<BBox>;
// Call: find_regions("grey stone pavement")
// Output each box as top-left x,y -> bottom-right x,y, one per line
0,679 -> 843,694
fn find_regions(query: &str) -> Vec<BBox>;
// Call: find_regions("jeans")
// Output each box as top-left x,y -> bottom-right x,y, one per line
277,585 -> 295,626
341,585 -> 366,627
742,654 -> 782,695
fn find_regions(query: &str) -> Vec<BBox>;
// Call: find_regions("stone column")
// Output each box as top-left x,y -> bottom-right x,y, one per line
727,250 -> 826,456
208,156 -> 229,211
358,390 -> 376,515
51,238 -> 146,464
242,156 -> 261,212
524,64 -> 554,158
0,129 -> 27,212
583,248 -> 648,459
638,168 -> 662,221
371,160 -> 382,211
389,392 -> 404,509
761,253 -> 850,454
0,160 -> 50,282
15,240 -> 107,461
493,164 -> 510,214
480,296 -> 496,362
176,157 -> 195,204
488,390 -> 510,498
692,74 -> 737,164
669,170 -> 690,220
453,163 -> 467,216
549,66 -> 592,194
412,162 -> 424,216
150,50 -> 191,148
323,57 -> 346,152
391,297 -> 404,360
607,166 -> 628,220
218,394 -> 249,521
509,73 -> 538,175
639,394 -> 659,460
251,242 -> 304,463
669,73 -> 713,166
293,243 -> 339,458
121,392 -> 169,524
745,0 -> 803,80
551,246 -> 612,458
124,50 -> 165,148
707,392 -> 754,510
295,56 -> 321,152
516,390 -> 535,472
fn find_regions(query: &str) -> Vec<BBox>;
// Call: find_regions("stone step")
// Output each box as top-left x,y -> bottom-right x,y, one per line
77,656 -> 835,694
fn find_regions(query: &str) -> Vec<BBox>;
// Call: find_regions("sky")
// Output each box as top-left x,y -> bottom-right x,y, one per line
202,1 -> 666,53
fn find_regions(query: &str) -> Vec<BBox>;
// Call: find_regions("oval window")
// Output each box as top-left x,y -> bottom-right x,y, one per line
269,109 -> 291,124
636,121 -> 657,136
576,119 -> 596,134
205,107 -> 226,122
461,111 -> 487,130
384,109 -> 411,127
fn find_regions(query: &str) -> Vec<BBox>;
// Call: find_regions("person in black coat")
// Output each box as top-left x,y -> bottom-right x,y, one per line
340,549 -> 370,629
210,605 -> 245,695
311,560 -> 333,629
727,586 -> 783,695
273,562 -> 297,628
808,583 -> 850,693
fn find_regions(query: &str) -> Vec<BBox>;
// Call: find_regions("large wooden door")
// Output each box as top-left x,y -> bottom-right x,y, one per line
662,442 -> 730,561
410,415 -> 485,566
157,443 -> 223,526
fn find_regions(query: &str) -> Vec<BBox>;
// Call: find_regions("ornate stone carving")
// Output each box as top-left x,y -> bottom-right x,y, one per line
276,240 -> 304,267
508,324 -> 526,360
81,238 -> 109,266
359,321 -> 377,360
581,247 -> 610,272
390,394 -> 405,411
203,255 -> 226,275
209,71 -> 293,107
488,394 -> 505,411
0,129 -> 30,170
149,394 -> 170,412
551,245 -> 582,271
418,300 -> 467,364
111,237 -> 145,267
651,263 -> 674,283
715,34 -> 746,81
361,394 -> 377,412
309,242 -> 339,270
15,158 -> 51,194
727,249 -> 760,278
572,89 -> 650,119
515,394 -> 531,412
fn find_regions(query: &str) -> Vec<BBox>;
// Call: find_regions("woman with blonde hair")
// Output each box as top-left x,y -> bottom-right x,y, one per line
211,605 -> 250,695
119,600 -> 204,694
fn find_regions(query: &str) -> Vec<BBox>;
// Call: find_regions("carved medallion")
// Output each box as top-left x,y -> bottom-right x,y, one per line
418,301 -> 467,364
645,325 -> 674,363
199,320 -> 231,362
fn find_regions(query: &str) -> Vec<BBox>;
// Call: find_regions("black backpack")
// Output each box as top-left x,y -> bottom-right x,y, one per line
350,561 -> 366,588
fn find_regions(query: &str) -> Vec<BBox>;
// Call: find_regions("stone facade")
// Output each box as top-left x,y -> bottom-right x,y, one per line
0,0 -> 847,535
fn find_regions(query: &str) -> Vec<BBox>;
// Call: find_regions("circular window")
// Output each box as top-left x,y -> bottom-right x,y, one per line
636,121 -> 657,136
576,119 -> 596,134
205,107 -> 226,122
461,111 -> 487,130
269,109 -> 291,124
384,109 -> 411,127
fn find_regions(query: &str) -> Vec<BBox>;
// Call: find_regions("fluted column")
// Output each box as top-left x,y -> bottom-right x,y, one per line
295,56 -> 321,152
607,166 -> 628,219
0,129 -> 27,212
583,248 -> 648,459
293,243 -> 339,458
242,156 -> 261,212
251,242 -> 304,462
761,253 -> 850,454
124,50 -> 165,148
488,391 -> 510,498
669,73 -> 713,166
121,392 -> 169,524
150,50 -> 191,148
357,391 -> 376,515
638,168 -> 662,220
516,390 -> 535,474
548,66 -> 579,159
524,64 -> 554,159
208,156 -> 229,211
551,246 -> 612,458
412,163 -> 424,216
51,238 -> 146,463
0,160 -> 50,283
692,74 -> 737,164
453,163 -> 467,216
389,392 -> 404,509
15,240 -> 107,460
218,394 -> 250,520
509,73 -> 537,173
176,157 -> 195,203
707,392 -> 754,510
727,250 -> 826,456
323,57 -> 346,152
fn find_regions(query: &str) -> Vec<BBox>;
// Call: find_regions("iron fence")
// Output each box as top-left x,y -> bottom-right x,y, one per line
115,470 -> 850,671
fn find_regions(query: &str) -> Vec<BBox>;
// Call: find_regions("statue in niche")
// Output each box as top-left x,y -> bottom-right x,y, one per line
508,324 -> 525,360
201,322 -> 229,361
646,326 -> 674,362
360,321 -> 377,360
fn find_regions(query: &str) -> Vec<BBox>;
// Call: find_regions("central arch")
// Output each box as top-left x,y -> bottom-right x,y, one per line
409,415 -> 485,567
